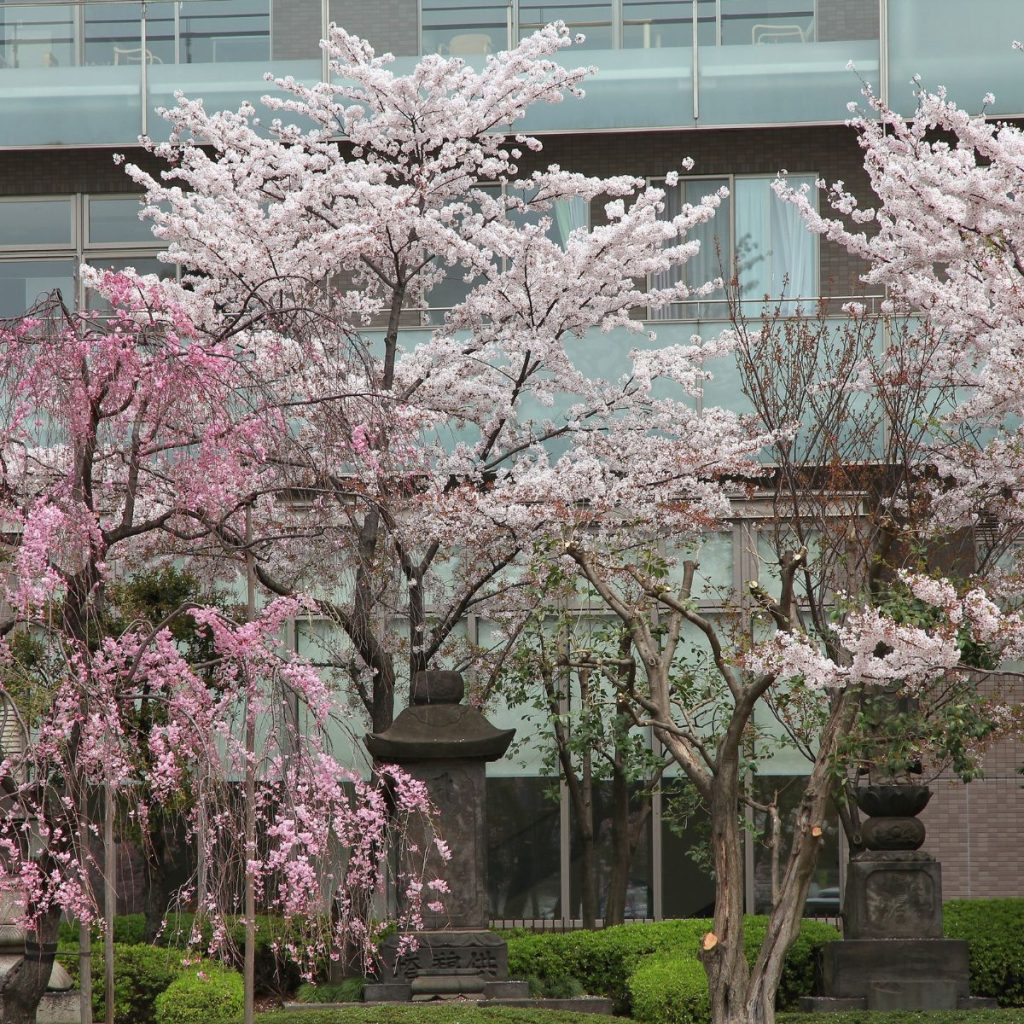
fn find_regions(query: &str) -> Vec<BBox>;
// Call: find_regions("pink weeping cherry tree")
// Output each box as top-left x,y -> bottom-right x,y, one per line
0,285 -> 441,1024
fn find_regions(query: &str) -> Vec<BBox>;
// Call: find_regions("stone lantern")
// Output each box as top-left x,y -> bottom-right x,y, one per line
363,670 -> 529,1001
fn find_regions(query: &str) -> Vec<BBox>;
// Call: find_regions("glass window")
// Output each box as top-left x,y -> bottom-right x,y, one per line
661,778 -> 716,916
0,260 -> 76,318
721,0 -> 815,46
734,175 -> 818,314
650,177 -> 731,320
0,4 -> 75,69
569,781 -> 653,920
421,0 -> 512,57
623,0 -> 698,49
84,3 -> 144,67
0,198 -> 75,249
175,1 -> 270,64
751,774 -> 840,917
87,196 -> 158,246
519,2 -> 614,50
487,777 -> 562,920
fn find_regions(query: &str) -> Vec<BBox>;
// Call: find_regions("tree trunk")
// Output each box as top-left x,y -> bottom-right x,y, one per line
700,764 -> 753,1024
602,763 -> 632,926
0,907 -> 61,1024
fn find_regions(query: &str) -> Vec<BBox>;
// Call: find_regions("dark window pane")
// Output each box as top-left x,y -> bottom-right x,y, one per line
487,777 -> 561,920
751,774 -> 840,917
661,778 -> 716,917
570,781 -> 653,920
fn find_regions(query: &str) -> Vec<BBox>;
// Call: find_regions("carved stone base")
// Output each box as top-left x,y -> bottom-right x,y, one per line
379,930 -> 510,984
843,851 -> 943,939
818,938 -> 970,1010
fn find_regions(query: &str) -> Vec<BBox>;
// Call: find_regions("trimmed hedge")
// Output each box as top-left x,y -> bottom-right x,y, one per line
155,968 -> 244,1024
628,950 -> 709,1024
507,917 -> 840,1016
57,942 -> 197,1024
258,1009 -> 610,1024
158,913 -> 304,995
295,978 -> 366,1003
944,899 -> 1024,1007
778,1013 -> 1022,1024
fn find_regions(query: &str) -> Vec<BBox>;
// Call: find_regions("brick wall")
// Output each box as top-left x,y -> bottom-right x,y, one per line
816,0 -> 879,43
331,0 -> 419,56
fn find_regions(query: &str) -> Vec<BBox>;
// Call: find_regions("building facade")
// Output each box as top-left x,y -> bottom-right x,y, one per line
0,0 -> 1022,923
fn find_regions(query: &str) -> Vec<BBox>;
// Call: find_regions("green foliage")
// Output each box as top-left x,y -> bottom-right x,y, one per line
628,951 -> 709,1024
778,1013 -> 1020,1024
59,914 -> 148,946
56,943 -> 196,1024
506,917 -> 840,1016
944,899 -> 1024,1006
294,978 -> 366,1003
158,913 -> 304,995
524,973 -> 586,998
155,968 -> 244,1024
257,1008 -> 605,1024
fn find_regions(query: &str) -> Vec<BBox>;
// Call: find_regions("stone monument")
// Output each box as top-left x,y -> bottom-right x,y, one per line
363,669 -> 529,1002
803,785 -> 995,1012
0,894 -> 78,1024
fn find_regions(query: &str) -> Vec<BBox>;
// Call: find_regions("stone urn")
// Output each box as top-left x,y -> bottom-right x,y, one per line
854,784 -> 931,851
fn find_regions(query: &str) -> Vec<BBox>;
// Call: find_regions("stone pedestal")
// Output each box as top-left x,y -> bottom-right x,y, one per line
843,851 -> 943,940
364,671 -> 528,1002
807,785 -> 990,1013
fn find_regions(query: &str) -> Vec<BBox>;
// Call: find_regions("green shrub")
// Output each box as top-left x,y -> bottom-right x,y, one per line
523,973 -> 586,998
507,917 -> 839,1016
155,968 -> 244,1024
944,898 -> 1024,1007
158,913 -> 303,996
629,951 -> 709,1024
294,978 -> 366,1003
257,1008 -> 612,1024
55,942 -> 227,1024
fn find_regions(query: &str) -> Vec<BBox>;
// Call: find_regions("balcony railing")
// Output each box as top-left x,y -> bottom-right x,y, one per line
0,0 -> 1020,147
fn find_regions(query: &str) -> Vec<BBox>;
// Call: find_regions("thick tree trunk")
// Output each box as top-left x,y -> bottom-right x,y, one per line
0,907 -> 61,1024
700,763 -> 753,1024
602,765 -> 632,926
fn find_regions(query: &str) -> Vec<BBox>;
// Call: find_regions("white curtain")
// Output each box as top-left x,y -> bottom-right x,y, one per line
650,177 -> 729,320
552,195 -> 588,247
734,174 -> 817,315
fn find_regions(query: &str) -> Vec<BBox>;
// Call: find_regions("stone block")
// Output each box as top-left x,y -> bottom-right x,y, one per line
363,981 -> 413,1002
36,991 -> 80,1024
844,852 -> 943,939
380,930 -> 510,982
818,938 -> 970,1004
482,980 -> 531,998
867,978 -> 960,1010
798,996 -> 867,1012
959,996 -> 1000,1009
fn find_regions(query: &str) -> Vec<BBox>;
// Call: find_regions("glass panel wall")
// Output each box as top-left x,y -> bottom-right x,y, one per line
888,0 -> 1024,119
660,778 -> 715,917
